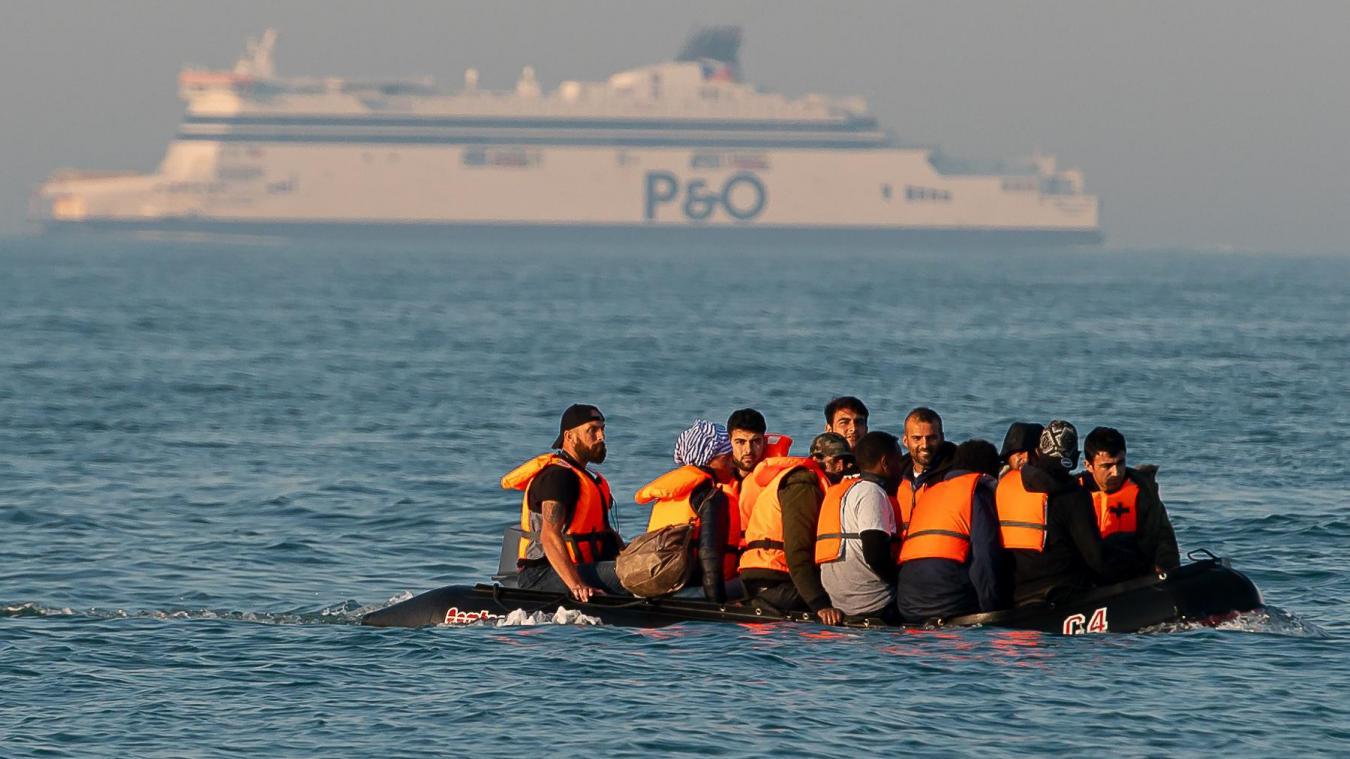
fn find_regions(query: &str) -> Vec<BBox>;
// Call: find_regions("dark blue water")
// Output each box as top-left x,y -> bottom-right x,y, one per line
3,236 -> 1347,756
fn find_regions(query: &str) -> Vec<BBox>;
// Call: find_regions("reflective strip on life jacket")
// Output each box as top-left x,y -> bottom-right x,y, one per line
503,453 -> 615,565
814,477 -> 864,564
1088,476 -> 1140,539
638,465 -> 741,578
898,472 -> 978,563
995,470 -> 1048,552
739,458 -> 826,574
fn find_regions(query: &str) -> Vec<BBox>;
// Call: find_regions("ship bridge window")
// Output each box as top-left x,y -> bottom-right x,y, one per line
905,185 -> 951,202
881,183 -> 892,200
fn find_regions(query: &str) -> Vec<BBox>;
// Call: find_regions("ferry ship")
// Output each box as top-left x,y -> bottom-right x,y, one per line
33,28 -> 1102,244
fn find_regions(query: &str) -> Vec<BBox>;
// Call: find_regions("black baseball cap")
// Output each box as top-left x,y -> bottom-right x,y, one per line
999,422 -> 1045,461
553,404 -> 605,449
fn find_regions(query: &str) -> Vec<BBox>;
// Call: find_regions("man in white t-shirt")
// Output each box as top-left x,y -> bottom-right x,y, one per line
819,431 -> 904,623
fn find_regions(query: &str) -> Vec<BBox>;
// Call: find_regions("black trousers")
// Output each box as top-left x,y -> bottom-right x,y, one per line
516,561 -> 630,596
741,577 -> 809,614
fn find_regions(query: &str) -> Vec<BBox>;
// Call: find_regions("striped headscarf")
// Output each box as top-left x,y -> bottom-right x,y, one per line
673,419 -> 732,468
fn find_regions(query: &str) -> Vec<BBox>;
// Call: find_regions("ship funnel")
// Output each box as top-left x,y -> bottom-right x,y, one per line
235,28 -> 278,78
676,26 -> 742,82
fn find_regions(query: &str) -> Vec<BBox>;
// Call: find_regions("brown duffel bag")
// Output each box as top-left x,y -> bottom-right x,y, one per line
615,524 -> 694,597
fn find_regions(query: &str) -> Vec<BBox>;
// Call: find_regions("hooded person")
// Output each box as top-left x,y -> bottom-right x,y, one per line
636,420 -> 739,603
996,420 -> 1131,606
998,421 -> 1045,478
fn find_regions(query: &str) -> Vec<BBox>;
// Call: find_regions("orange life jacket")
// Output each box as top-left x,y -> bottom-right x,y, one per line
637,465 -> 741,579
896,471 -> 940,535
764,433 -> 793,458
995,470 -> 1048,552
738,457 -> 827,574
737,453 -> 807,548
502,453 -> 615,565
814,477 -> 863,564
898,472 -> 979,564
1082,475 -> 1140,539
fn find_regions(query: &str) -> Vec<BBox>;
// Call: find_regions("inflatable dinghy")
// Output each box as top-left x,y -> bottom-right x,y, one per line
362,552 -> 1262,635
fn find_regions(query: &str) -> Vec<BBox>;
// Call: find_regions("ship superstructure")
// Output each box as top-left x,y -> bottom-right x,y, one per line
34,28 -> 1101,242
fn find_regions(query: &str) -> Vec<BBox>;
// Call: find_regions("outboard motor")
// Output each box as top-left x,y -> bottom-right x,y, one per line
494,525 -> 524,588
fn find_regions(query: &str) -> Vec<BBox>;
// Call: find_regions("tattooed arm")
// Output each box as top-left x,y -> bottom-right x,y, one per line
539,499 -> 603,601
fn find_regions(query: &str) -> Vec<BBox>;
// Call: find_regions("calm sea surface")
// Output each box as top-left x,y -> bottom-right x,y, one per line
2,236 -> 1347,756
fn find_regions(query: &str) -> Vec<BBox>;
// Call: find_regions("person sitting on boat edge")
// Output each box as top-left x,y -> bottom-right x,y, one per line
996,420 -> 1131,606
739,432 -> 853,624
896,407 -> 958,516
726,408 -> 793,547
817,431 -> 904,625
824,395 -> 869,451
896,439 -> 1009,622
501,404 -> 627,601
1078,426 -> 1180,575
636,420 -> 740,604
998,421 -> 1044,479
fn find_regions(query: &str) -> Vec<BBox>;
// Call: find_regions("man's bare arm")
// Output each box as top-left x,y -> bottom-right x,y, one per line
539,500 -> 602,601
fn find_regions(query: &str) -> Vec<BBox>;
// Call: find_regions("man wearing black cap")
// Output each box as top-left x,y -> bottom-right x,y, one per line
995,420 -> 1129,605
739,432 -> 852,624
500,404 -> 626,601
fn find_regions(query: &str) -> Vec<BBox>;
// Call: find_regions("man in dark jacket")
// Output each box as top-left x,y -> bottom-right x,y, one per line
897,406 -> 958,511
896,439 -> 1009,621
740,433 -> 852,625
1079,427 -> 1181,574
1000,420 -> 1130,606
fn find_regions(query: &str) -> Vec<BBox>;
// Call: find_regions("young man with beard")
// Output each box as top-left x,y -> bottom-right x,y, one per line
1078,427 -> 1180,575
500,404 -> 627,601
726,408 -> 793,545
996,420 -> 1130,605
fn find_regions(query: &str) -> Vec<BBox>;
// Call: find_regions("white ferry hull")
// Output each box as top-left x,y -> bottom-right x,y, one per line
37,141 -> 1101,243
34,28 -> 1102,245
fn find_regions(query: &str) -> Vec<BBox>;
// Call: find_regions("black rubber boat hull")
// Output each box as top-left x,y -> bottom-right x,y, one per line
361,558 -> 1262,634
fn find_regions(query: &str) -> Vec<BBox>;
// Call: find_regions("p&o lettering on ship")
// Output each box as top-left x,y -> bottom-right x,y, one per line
644,171 -> 768,223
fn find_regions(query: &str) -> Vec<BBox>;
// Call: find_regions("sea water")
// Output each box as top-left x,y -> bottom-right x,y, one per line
2,236 -> 1347,756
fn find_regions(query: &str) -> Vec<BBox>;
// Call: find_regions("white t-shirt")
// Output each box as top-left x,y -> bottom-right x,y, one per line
820,477 -> 897,616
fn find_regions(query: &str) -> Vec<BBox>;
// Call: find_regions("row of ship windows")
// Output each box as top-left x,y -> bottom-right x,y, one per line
882,184 -> 952,202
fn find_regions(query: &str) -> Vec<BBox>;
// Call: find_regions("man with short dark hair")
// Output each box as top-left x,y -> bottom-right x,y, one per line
996,420 -> 1128,605
824,396 -> 869,450
739,433 -> 852,624
896,439 -> 1008,621
896,407 -> 958,524
726,408 -> 793,546
1079,427 -> 1180,574
501,404 -> 627,601
817,431 -> 903,623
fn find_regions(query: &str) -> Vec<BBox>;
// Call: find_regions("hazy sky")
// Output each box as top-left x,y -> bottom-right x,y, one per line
5,0 -> 1349,251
